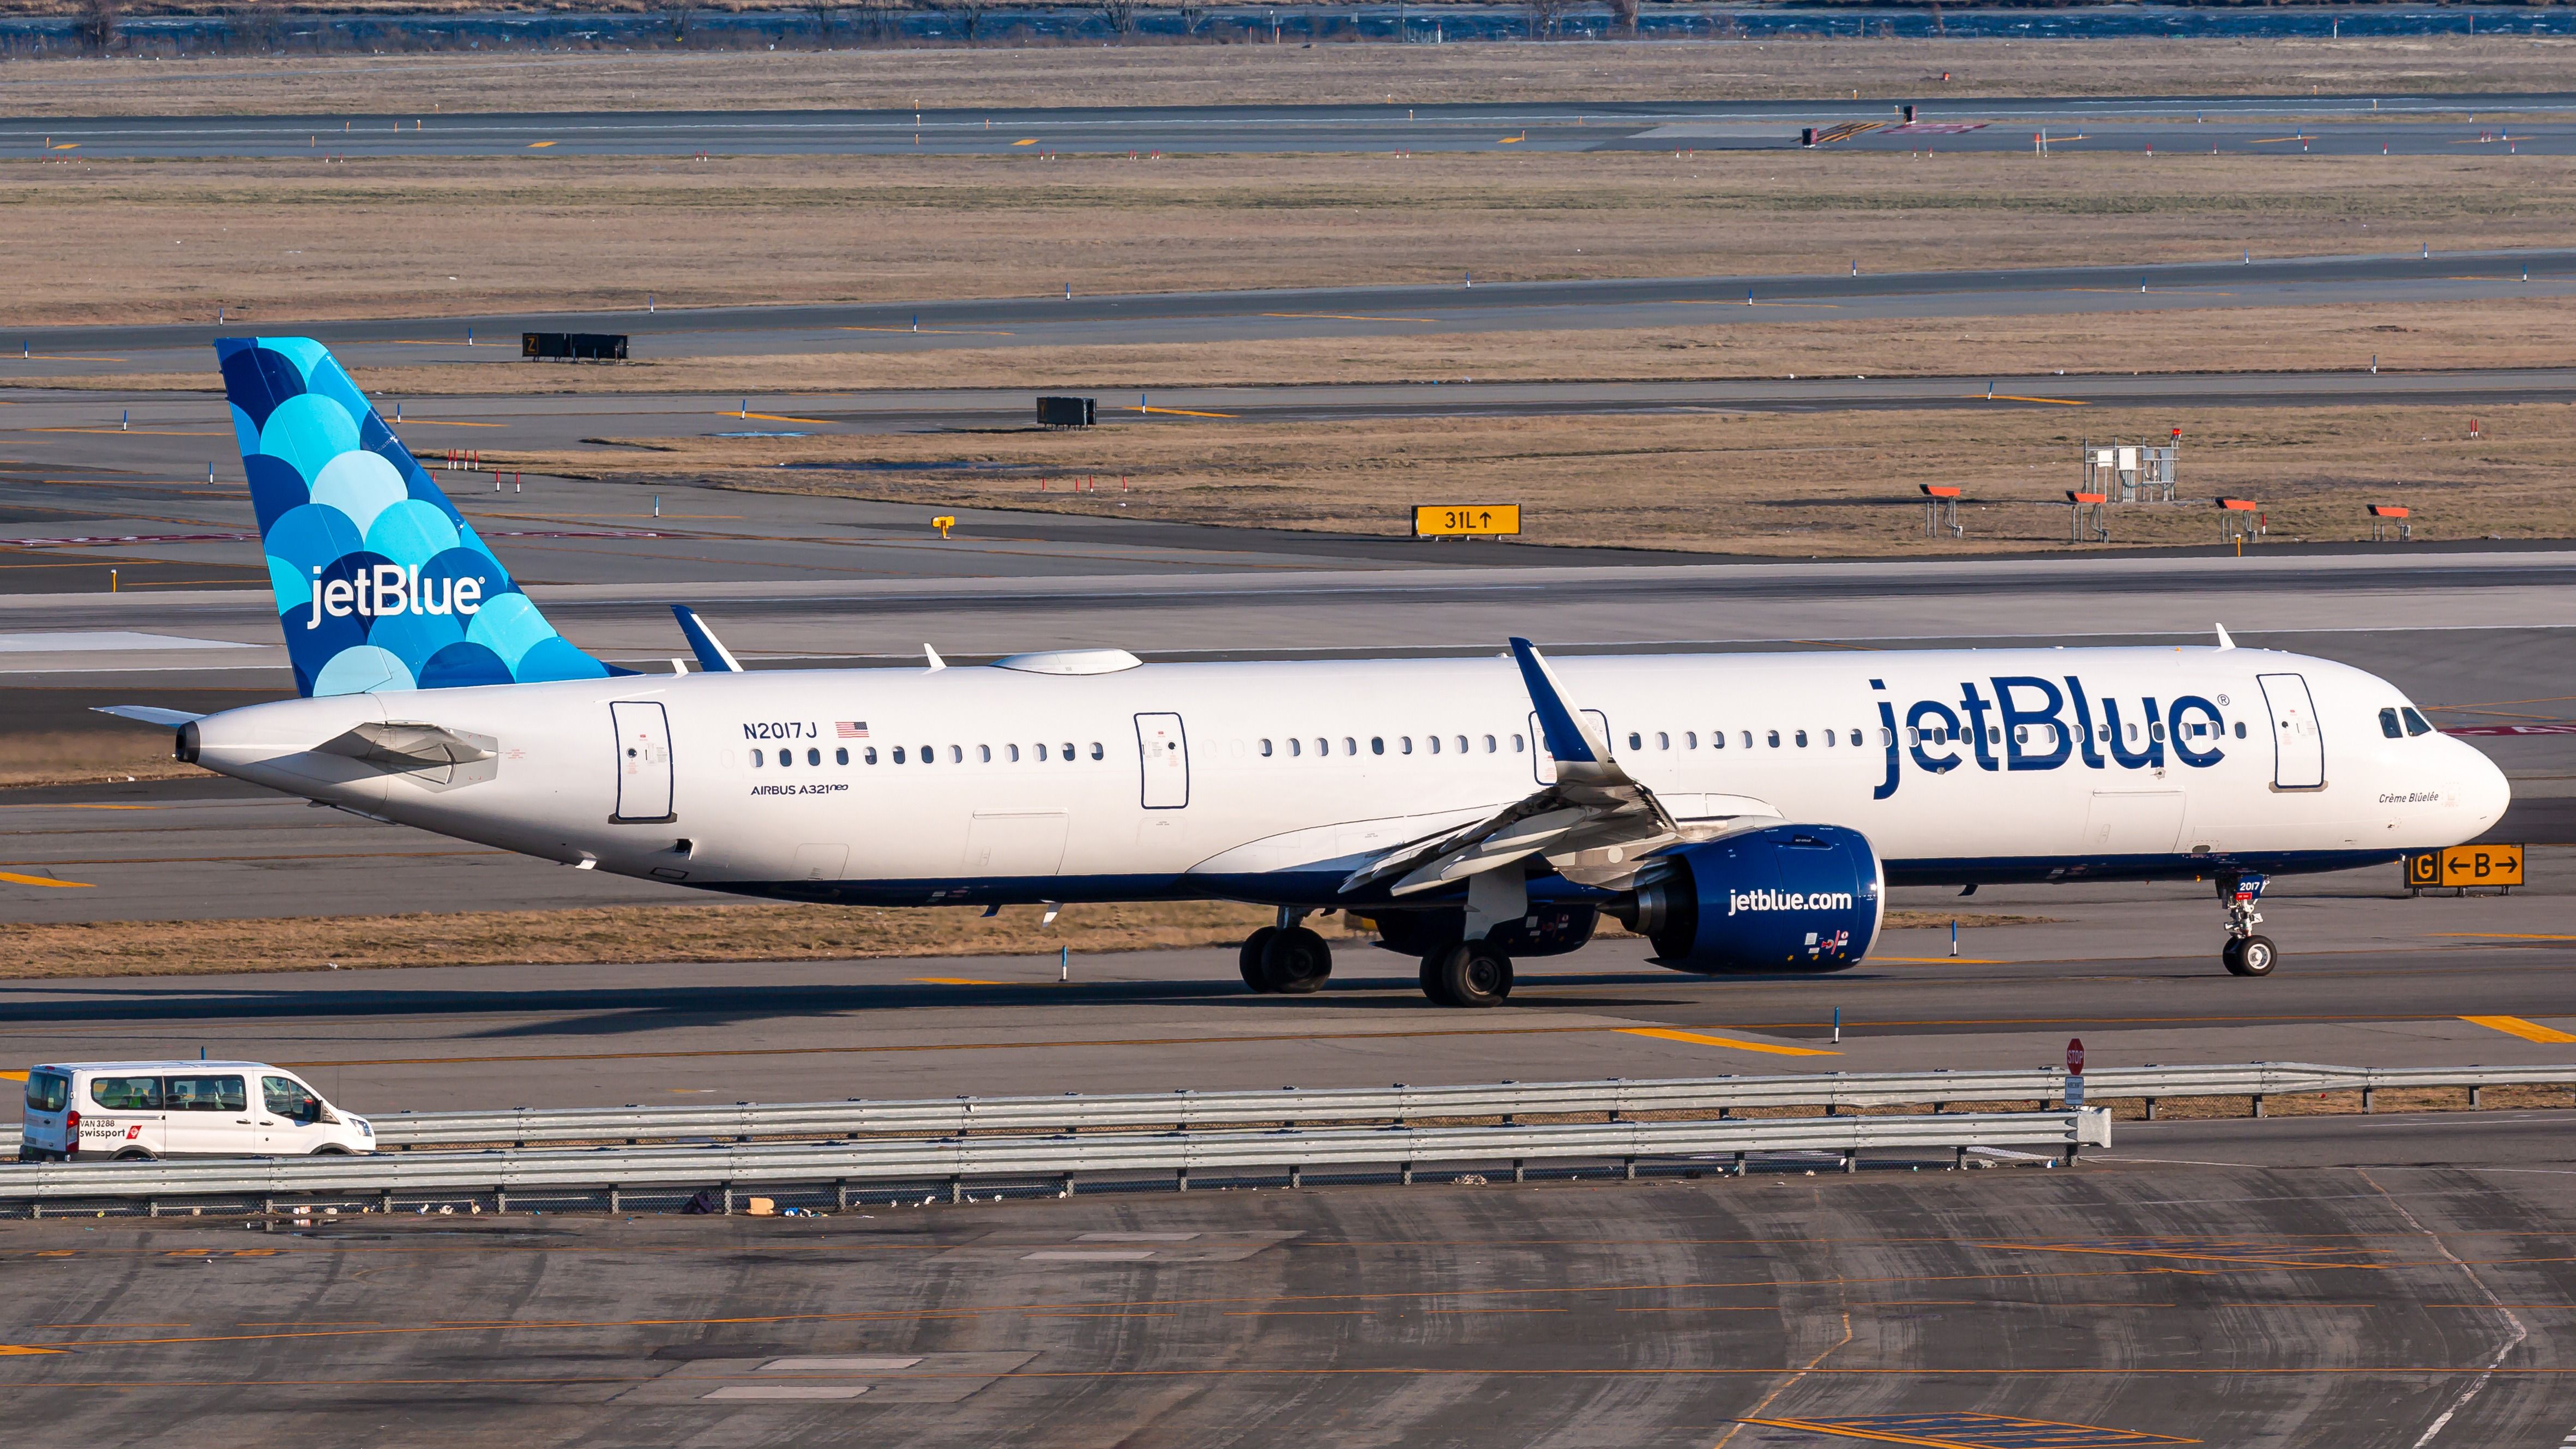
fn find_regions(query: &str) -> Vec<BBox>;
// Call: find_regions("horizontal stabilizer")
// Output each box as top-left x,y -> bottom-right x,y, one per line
671,605 -> 743,673
91,705 -> 205,728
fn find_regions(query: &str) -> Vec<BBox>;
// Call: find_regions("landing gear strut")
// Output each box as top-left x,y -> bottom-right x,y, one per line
1238,911 -> 1333,994
2219,873 -> 2277,977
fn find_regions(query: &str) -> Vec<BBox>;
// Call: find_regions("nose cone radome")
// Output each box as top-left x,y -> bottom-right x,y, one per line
2458,744 -> 2512,840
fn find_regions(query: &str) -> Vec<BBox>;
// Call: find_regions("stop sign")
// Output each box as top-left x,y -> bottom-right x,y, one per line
2067,1037 -> 2086,1074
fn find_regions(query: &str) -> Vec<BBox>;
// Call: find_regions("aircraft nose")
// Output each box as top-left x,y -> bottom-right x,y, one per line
2460,744 -> 2512,836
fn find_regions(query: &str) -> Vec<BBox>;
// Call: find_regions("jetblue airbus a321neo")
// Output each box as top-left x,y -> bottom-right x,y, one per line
101,339 -> 2512,1005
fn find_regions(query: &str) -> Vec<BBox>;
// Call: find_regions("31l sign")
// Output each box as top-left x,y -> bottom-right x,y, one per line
1413,504 -> 1522,539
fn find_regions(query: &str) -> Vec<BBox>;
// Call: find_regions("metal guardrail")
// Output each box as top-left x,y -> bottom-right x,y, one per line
0,1110 -> 2110,1215
9,1061 -> 2566,1160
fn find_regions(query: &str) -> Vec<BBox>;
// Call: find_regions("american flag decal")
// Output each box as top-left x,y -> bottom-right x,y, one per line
836,721 -> 869,739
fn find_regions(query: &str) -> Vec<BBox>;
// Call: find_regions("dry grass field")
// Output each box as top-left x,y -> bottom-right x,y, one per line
0,902 -> 2027,977
5,37 -> 2574,117
503,399 -> 2574,556
4,149 -> 2573,327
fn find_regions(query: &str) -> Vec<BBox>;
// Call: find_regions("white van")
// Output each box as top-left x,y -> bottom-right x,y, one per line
17,1061 -> 375,1162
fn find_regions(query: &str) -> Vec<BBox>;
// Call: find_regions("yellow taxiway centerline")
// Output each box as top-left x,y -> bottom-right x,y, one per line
1621,1027 -> 1839,1057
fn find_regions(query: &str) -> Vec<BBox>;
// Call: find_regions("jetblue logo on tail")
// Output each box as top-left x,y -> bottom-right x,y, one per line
216,337 -> 611,697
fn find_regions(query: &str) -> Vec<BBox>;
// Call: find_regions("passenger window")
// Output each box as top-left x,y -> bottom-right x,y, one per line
978,745 -> 991,763
1741,730 -> 1753,749
2126,723 -> 2138,742
1289,738 -> 1301,757
2014,726 -> 2027,745
2234,722 -> 2247,739
1657,732 -> 1671,750
1456,735 -> 1469,753
1768,730 -> 1781,748
1260,739 -> 1273,757
2151,723 -> 2166,741
1513,734 -> 1526,752
162,1074 -> 246,1112
1795,730 -> 1808,747
751,750 -> 765,769
806,747 -> 821,766
1483,734 -> 1496,753
1427,735 -> 1439,754
1714,730 -> 1727,750
2402,708 -> 2433,737
1006,744 -> 1019,762
1852,729 -> 1864,747
835,747 -> 850,765
1627,731 -> 1642,751
1907,728 -> 1919,746
1373,737 -> 1386,756
2379,708 -> 2403,739
865,747 -> 879,764
1062,742 -> 1076,763
1318,738 -> 1331,756
1822,729 -> 1834,748
1686,732 -> 1698,749
1033,744 -> 1046,761
1880,729 -> 1894,747
89,1074 -> 161,1111
775,748 -> 790,767
948,745 -> 961,763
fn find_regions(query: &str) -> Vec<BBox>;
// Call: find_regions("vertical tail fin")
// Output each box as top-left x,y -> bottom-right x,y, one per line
216,336 -> 613,697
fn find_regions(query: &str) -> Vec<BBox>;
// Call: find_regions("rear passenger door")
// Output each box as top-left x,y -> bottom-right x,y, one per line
159,1073 -> 252,1156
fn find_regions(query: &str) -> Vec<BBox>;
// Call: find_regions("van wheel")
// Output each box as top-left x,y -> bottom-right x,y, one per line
309,1145 -> 352,1156
112,1148 -> 157,1162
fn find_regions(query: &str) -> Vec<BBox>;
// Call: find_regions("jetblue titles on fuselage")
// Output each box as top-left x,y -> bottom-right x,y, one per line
1870,674 -> 2229,800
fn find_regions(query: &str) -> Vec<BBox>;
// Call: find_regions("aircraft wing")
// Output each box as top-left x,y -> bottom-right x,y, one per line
1339,638 -> 1682,897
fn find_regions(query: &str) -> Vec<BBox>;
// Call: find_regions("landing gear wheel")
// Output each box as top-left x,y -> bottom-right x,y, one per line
2224,934 -> 2278,977
1424,942 -> 1514,1008
1260,926 -> 1334,994
1238,926 -> 1280,993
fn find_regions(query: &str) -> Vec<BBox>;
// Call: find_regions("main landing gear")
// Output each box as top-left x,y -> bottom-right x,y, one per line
1421,941 -> 1514,1009
1238,910 -> 1333,995
2219,873 -> 2278,977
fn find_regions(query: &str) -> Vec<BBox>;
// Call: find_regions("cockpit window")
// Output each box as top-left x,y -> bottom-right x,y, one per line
2379,708 -> 2404,740
2402,708 -> 2433,737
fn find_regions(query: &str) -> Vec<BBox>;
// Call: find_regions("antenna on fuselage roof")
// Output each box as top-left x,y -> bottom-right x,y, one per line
2213,623 -> 2237,650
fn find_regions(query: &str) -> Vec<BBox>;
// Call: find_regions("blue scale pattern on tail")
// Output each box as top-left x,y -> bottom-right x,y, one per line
215,336 -> 615,697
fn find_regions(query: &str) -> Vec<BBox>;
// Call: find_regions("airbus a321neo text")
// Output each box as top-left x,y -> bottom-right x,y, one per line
104,339 -> 2511,1006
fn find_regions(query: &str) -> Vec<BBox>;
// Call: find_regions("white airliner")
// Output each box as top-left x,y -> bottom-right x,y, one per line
105,340 -> 2513,1006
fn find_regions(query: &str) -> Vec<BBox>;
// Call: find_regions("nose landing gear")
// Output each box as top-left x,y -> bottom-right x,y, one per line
2219,873 -> 2278,976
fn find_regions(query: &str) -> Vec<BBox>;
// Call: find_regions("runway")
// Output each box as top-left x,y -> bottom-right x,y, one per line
11,93 -> 2576,159
10,249 -> 2573,373
4,1138 -> 2570,1447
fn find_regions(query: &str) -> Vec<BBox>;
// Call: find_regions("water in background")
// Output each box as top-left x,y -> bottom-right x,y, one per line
4,4 -> 2570,59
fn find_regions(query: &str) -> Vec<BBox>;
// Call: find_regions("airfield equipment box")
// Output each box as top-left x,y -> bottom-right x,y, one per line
521,332 -> 629,362
1037,396 -> 1097,428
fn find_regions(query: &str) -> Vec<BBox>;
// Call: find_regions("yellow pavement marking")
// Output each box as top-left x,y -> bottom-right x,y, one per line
1978,394 -> 2090,406
1135,404 -> 1237,419
1498,135 -> 1526,144
48,142 -> 78,150
0,1345 -> 67,1356
1012,138 -> 1039,146
912,976 -> 1008,986
0,1071 -> 25,1082
526,141 -> 557,149
4,354 -> 127,363
1260,312 -> 1440,323
1621,1027 -> 1839,1058
2437,933 -> 2576,941
0,871 -> 94,889
1741,1412 -> 2198,1448
393,418 -> 509,428
2463,1015 -> 2576,1043
722,410 -> 836,426
25,428 -> 226,437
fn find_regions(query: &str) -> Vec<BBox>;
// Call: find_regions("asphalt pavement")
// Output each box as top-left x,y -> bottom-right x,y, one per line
10,93 -> 2576,159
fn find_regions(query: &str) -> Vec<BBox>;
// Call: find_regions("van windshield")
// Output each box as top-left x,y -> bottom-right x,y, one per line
26,1071 -> 69,1114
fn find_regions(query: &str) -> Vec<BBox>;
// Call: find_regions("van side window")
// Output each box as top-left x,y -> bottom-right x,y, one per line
89,1074 -> 161,1110
163,1074 -> 246,1112
264,1076 -> 320,1122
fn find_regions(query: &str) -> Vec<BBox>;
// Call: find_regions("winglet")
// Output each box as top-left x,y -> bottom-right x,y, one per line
92,705 -> 205,727
670,606 -> 742,673
924,643 -> 946,673
2213,623 -> 2236,651
1508,637 -> 1601,764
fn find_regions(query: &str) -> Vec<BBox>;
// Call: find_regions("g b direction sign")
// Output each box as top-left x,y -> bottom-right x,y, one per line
2405,844 -> 2524,892
1413,504 -> 1521,539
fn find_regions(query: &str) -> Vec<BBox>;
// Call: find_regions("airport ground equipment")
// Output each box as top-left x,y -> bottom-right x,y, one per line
1919,483 -> 1963,537
0,1109 -> 2109,1218
2081,436 -> 2179,504
2370,504 -> 2412,541
2068,491 -> 2109,542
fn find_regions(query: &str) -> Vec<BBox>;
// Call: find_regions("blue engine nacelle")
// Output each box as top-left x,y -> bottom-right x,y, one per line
1624,824 -> 1883,974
